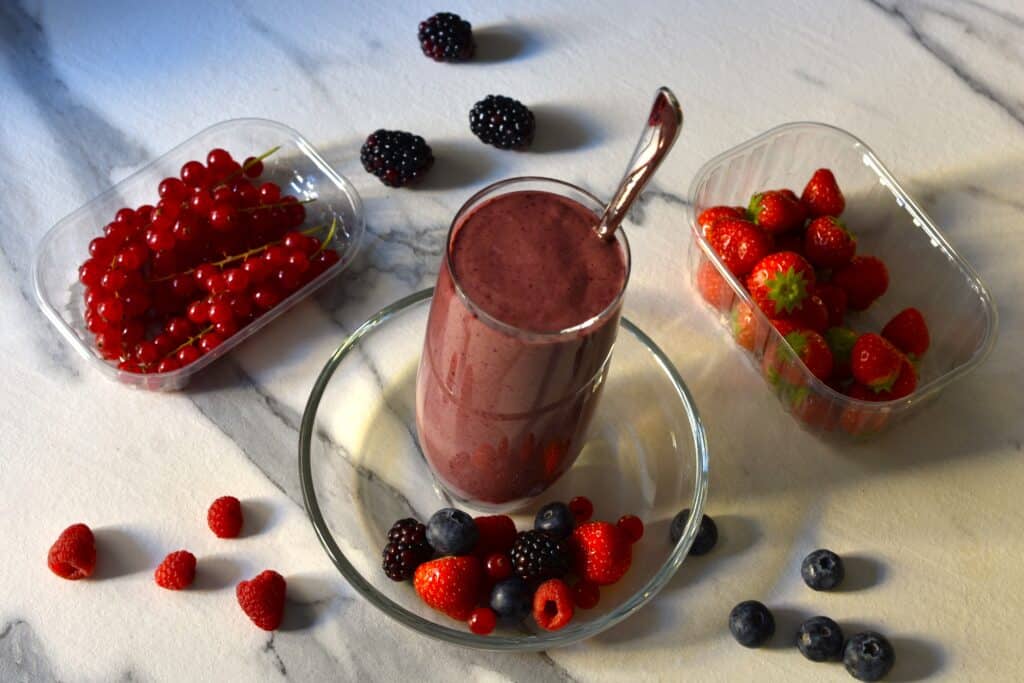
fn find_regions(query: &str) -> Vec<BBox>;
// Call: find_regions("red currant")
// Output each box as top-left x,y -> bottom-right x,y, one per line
134,341 -> 159,365
104,222 -> 131,243
100,268 -> 128,292
115,207 -> 138,227
89,236 -> 115,259
235,181 -> 259,208
287,251 -> 310,274
264,245 -> 289,268
193,264 -> 218,286
95,330 -> 123,360
212,186 -> 236,206
281,231 -> 306,251
121,290 -> 150,317
172,213 -> 200,242
224,268 -> 250,293
156,358 -> 181,373
209,204 -> 236,231
177,345 -> 201,365
145,228 -> 176,252
169,274 -> 196,299
214,319 -> 238,337
204,273 -> 228,295
251,285 -> 282,310
135,205 -> 154,225
198,332 -> 224,353
116,243 -> 148,271
227,293 -> 253,319
207,148 -> 234,170
118,359 -> 143,374
152,333 -> 176,357
150,250 -> 178,278
190,189 -> 213,214
572,581 -> 600,609
208,300 -> 234,325
242,156 -> 264,178
85,311 -> 108,334
96,298 -> 124,323
186,300 -> 209,324
485,554 -> 513,581
164,316 -> 194,342
616,515 -> 644,543
121,321 -> 145,347
180,160 -> 207,188
258,182 -> 281,204
242,256 -> 270,283
155,197 -> 182,222
79,259 -> 104,287
275,268 -> 300,292
83,288 -> 101,310
158,177 -> 187,201
568,496 -> 594,523
467,607 -> 497,636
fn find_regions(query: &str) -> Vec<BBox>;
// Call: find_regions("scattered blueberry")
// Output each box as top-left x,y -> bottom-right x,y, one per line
534,502 -> 574,539
844,631 -> 895,681
801,549 -> 845,591
670,509 -> 718,555
425,508 -> 478,555
728,600 -> 775,648
489,577 -> 532,620
796,616 -> 845,662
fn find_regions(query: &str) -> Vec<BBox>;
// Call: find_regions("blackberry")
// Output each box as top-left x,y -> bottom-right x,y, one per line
418,12 -> 475,62
469,95 -> 536,150
510,530 -> 569,583
381,518 -> 433,581
360,130 -> 434,188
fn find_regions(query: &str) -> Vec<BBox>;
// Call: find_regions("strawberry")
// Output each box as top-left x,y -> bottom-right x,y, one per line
533,579 -> 575,631
873,356 -> 918,400
825,326 -> 858,381
882,307 -> 930,358
770,318 -> 802,337
746,252 -> 816,318
815,283 -> 848,327
570,521 -> 632,586
784,294 -> 829,333
851,333 -> 903,391
155,550 -> 196,590
775,230 -> 806,255
782,329 -> 833,381
48,523 -> 96,580
706,218 -> 774,277
473,515 -> 517,557
749,190 -> 806,233
833,256 -> 888,310
804,216 -> 855,268
730,301 -> 760,351
236,570 -> 287,631
698,205 -> 747,230
801,168 -> 845,217
413,556 -> 483,620
696,260 -> 733,311
841,383 -> 889,435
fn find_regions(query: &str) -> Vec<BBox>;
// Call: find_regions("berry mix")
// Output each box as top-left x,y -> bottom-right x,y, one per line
697,168 -> 932,411
77,146 -> 341,374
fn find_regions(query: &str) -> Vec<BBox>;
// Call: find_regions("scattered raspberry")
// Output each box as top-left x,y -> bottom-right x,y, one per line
533,579 -> 574,631
236,570 -> 287,631
570,521 -> 633,586
467,607 -> 497,635
473,515 -> 517,557
413,556 -> 483,621
154,550 -> 197,590
572,581 -> 601,609
485,553 -> 513,581
568,496 -> 594,523
616,515 -> 644,543
47,523 -> 96,580
208,496 -> 243,538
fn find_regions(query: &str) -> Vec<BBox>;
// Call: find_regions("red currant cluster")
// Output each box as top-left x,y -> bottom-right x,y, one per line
77,147 -> 341,374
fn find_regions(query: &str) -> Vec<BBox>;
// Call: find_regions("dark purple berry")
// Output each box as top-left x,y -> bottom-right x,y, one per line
418,12 -> 475,62
469,95 -> 535,150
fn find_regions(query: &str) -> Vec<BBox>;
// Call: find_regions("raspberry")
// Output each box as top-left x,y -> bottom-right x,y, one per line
510,530 -> 570,584
572,581 -> 600,609
382,518 -> 433,582
154,550 -> 197,590
360,130 -> 434,188
47,523 -> 96,580
473,515 -> 517,557
469,95 -> 536,150
207,496 -> 243,538
533,579 -> 574,631
570,521 -> 632,586
417,12 -> 475,62
467,607 -> 497,635
568,496 -> 593,523
236,570 -> 287,631
413,556 -> 483,621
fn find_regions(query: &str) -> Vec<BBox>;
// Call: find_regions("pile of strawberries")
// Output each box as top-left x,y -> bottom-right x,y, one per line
76,147 -> 341,375
47,497 -> 288,631
697,168 -> 931,409
385,496 -> 643,636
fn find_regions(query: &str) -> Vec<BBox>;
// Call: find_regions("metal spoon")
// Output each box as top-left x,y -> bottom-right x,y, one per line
595,87 -> 683,240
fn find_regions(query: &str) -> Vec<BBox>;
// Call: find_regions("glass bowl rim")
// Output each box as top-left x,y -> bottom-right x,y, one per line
298,288 -> 710,651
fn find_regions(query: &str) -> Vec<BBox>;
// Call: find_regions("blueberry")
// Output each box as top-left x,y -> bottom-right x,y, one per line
728,600 -> 775,648
670,509 -> 718,555
425,508 -> 478,555
489,577 -> 532,620
844,631 -> 895,681
801,549 -> 845,591
796,616 -> 844,662
534,502 -> 574,539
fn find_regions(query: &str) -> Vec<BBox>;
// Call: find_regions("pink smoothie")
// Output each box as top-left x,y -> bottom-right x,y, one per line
415,189 -> 628,508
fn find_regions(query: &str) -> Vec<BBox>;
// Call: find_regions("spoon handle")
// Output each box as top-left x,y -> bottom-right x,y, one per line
595,87 -> 684,241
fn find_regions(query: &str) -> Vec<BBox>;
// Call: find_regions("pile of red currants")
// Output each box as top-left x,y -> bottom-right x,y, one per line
77,147 -> 341,374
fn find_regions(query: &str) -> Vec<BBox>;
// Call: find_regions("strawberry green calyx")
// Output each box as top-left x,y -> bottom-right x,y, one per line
784,330 -> 809,357
766,267 -> 810,314
748,193 -> 765,222
825,326 -> 857,362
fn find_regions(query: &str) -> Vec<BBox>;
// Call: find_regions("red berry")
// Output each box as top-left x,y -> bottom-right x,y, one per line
169,274 -> 196,299
190,189 -> 213,214
777,328 -> 834,382
97,298 -> 124,323
413,556 -> 484,621
134,340 -> 159,365
154,550 -> 196,590
115,207 -> 138,227
156,358 -> 181,373
874,356 -> 918,400
825,326 -> 858,381
568,496 -> 594,523
287,250 -> 310,274
533,579 -> 574,631
783,293 -> 829,334
815,283 -> 848,328
155,197 -> 181,221
473,515 -> 518,557
804,216 -> 856,269
468,607 -> 497,635
199,332 -> 224,353
180,160 -> 207,188
193,264 -> 218,287
236,570 -> 287,631
104,222 -> 132,244
207,148 -> 234,170
78,259 -> 104,287
882,307 -> 930,358
264,245 -> 289,268
229,293 -> 254,318
833,256 -> 889,311
150,250 -> 177,278
152,333 -> 176,357
204,272 -> 228,295
145,228 -> 176,252
209,204 -> 236,231
570,521 -> 632,586
259,182 -> 281,204
224,268 -> 250,293
158,177 -> 187,201
186,300 -> 209,324
801,168 -> 846,218
485,553 -> 513,581
177,345 -> 201,365
121,320 -> 145,347
208,300 -> 234,325
95,330 -> 122,360
242,257 -> 271,283
89,236 -> 115,259
135,205 -> 153,225
214,319 -> 239,337
851,333 -> 904,391
172,213 -> 200,242
100,268 -> 129,292
47,523 -> 96,580
252,285 -> 283,310
698,205 -> 748,230
242,156 -> 264,178
572,581 -> 601,609
746,252 -> 816,318
696,260 -> 733,311
749,190 -> 806,233
208,496 -> 243,538
116,243 -> 148,271
616,515 -> 644,543
275,268 -> 301,292
164,316 -> 194,342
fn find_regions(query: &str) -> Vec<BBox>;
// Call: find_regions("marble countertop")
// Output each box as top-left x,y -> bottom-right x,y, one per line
3,0 -> 1023,680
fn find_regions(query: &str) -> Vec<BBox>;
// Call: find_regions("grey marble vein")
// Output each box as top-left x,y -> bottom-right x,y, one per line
262,635 -> 288,677
0,620 -> 58,683
865,0 -> 1024,128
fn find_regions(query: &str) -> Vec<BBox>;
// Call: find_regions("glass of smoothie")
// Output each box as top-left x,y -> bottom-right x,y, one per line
415,177 -> 630,510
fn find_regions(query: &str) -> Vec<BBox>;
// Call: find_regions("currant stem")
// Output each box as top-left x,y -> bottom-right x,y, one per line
164,325 -> 215,363
312,217 -> 338,257
215,145 -> 281,187
237,197 -> 317,213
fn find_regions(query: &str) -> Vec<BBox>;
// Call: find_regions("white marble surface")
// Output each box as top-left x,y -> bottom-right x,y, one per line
2,0 -> 1023,680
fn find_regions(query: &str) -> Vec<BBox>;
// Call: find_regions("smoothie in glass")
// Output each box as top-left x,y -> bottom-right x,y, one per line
415,178 -> 629,509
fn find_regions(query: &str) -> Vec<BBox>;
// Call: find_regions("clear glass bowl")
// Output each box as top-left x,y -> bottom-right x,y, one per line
688,122 -> 997,436
298,289 -> 710,650
32,118 -> 364,391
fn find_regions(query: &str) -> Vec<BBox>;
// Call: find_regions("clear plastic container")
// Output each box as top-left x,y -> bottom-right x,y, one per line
687,122 -> 997,436
33,118 -> 364,391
